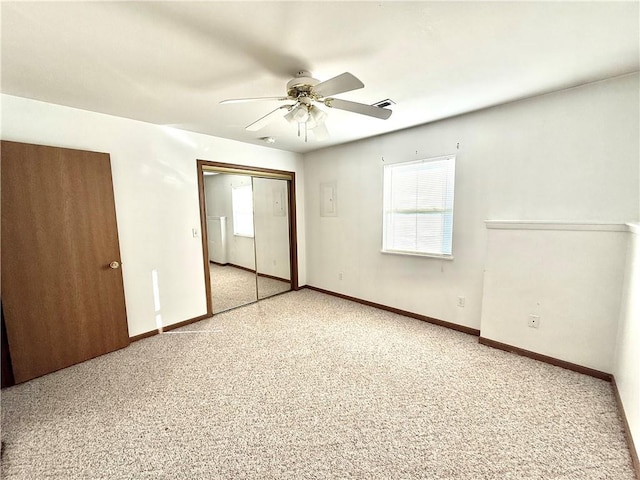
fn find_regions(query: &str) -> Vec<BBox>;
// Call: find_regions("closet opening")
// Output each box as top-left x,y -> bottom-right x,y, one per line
196,160 -> 298,315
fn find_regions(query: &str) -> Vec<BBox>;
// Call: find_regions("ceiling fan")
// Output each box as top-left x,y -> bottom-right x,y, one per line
220,71 -> 393,141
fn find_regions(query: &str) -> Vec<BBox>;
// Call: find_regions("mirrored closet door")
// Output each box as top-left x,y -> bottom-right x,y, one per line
253,177 -> 291,300
199,162 -> 297,315
203,172 -> 258,313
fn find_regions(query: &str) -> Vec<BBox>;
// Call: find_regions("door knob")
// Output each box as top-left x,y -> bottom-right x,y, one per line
109,261 -> 120,269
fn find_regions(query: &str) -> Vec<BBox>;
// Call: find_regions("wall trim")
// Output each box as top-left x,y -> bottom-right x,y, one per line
227,263 -> 256,274
478,337 -> 611,381
163,314 -> 212,332
130,313 -> 212,342
209,261 -> 290,284
612,376 -> 640,479
304,285 -> 480,336
627,222 -> 640,235
210,260 -> 229,267
485,220 -> 628,232
257,272 -> 290,283
129,329 -> 158,342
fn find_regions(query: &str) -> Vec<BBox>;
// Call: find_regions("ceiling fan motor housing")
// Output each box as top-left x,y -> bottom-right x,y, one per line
287,72 -> 320,99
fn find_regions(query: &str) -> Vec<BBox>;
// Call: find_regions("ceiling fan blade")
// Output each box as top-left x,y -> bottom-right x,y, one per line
220,96 -> 289,105
246,105 -> 292,131
324,98 -> 392,120
313,72 -> 364,97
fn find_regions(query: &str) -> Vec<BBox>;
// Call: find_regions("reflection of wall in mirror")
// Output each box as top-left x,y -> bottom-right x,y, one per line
253,177 -> 291,280
204,174 -> 255,271
206,216 -> 227,264
272,186 -> 285,216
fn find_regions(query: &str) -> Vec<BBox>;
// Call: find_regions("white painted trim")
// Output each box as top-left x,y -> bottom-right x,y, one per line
484,220 -> 628,232
626,222 -> 640,235
380,250 -> 454,260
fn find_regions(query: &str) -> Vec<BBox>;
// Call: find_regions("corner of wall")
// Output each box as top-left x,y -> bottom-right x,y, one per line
613,224 -> 640,472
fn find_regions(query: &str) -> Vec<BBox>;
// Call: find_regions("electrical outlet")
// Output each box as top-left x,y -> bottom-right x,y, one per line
528,315 -> 540,328
457,296 -> 465,307
339,272 -> 343,280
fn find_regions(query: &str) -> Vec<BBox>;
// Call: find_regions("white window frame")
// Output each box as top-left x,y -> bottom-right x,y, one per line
231,184 -> 254,238
382,154 -> 456,259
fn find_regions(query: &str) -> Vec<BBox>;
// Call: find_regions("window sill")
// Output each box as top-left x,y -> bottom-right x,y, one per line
234,234 -> 254,239
380,250 -> 454,260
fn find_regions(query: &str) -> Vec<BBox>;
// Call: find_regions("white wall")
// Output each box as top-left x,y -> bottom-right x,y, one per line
615,224 -> 640,455
1,94 -> 305,337
481,223 -> 628,372
253,177 -> 291,280
303,73 -> 639,337
204,173 -> 256,271
204,175 -> 230,264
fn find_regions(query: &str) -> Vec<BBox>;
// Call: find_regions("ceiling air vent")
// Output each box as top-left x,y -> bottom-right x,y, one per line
372,99 -> 396,109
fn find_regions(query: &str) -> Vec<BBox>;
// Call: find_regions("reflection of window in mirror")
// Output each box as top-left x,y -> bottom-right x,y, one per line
231,184 -> 254,237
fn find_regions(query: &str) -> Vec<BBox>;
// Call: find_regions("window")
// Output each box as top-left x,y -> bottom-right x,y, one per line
383,155 -> 455,258
232,184 -> 254,237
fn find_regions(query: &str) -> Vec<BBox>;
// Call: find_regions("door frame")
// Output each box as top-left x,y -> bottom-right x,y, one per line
196,160 -> 299,316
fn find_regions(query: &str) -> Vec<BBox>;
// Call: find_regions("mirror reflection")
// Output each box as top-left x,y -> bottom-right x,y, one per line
252,177 -> 292,299
204,173 -> 258,313
203,168 -> 293,313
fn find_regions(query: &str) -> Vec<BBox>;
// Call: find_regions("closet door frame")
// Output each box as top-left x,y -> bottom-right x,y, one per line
196,160 -> 299,316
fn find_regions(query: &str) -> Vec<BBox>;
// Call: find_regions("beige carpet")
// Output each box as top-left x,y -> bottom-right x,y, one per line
1,289 -> 635,479
210,263 -> 290,313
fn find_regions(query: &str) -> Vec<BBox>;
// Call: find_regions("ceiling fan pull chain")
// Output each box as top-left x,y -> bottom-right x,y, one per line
305,122 -> 308,142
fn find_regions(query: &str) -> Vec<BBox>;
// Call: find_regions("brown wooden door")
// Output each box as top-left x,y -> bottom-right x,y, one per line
1,141 -> 130,383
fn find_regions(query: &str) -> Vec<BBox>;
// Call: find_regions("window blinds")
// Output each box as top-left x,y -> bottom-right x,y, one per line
383,156 -> 455,256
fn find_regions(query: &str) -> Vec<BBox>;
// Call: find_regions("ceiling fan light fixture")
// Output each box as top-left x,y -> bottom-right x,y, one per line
308,106 -> 327,128
284,103 -> 328,141
283,107 -> 296,124
293,105 -> 310,123
284,104 -> 309,124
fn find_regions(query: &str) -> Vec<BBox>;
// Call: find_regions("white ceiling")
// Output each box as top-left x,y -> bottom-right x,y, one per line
2,1 -> 638,153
